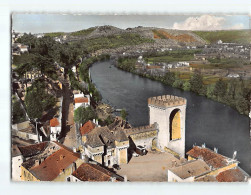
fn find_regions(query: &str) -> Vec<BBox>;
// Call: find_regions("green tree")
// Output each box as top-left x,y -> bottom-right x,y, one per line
25,80 -> 56,119
213,78 -> 227,99
12,96 -> 26,124
183,81 -> 191,91
120,109 -> 128,120
164,71 -> 175,86
190,71 -> 204,94
74,106 -> 96,125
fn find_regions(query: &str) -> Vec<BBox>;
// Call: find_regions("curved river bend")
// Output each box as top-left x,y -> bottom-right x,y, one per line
90,61 -> 251,174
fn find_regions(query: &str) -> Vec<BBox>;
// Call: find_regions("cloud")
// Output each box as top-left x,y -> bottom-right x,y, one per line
172,15 -> 225,30
230,23 -> 244,30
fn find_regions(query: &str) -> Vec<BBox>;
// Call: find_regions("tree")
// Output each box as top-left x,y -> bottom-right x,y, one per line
183,80 -> 191,91
120,109 -> 128,120
190,71 -> 204,94
164,71 -> 175,86
213,78 -> 227,99
74,106 -> 96,125
12,96 -> 26,124
25,80 -> 56,119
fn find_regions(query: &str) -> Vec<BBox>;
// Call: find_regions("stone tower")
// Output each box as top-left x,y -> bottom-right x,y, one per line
148,95 -> 187,157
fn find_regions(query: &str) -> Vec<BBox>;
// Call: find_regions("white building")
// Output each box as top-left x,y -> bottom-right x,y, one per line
74,93 -> 90,110
11,145 -> 23,181
168,159 -> 210,182
12,121 -> 40,142
49,118 -> 61,141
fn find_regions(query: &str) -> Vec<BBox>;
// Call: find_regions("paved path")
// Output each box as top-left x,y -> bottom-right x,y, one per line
62,103 -> 78,149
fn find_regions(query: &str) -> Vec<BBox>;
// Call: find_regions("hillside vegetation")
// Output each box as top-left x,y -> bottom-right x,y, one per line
193,30 -> 251,44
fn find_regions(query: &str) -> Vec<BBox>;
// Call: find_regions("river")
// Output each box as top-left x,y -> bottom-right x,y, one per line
90,61 -> 251,174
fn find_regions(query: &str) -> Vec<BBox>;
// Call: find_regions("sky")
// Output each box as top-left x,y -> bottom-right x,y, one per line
12,14 -> 250,33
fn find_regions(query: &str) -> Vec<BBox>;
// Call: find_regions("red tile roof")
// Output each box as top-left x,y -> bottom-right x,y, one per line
80,120 -> 96,136
186,146 -> 228,169
50,118 -> 60,127
18,142 -> 48,158
29,147 -> 80,181
74,97 -> 88,104
72,163 -> 123,182
216,168 -> 245,182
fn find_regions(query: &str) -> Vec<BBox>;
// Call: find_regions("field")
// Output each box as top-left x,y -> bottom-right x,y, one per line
193,30 -> 251,44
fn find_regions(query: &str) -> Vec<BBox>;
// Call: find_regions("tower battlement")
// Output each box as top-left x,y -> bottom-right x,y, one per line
148,95 -> 186,108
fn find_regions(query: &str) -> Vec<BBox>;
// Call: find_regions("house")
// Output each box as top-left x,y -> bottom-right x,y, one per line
12,121 -> 40,143
12,145 -> 24,181
20,45 -> 29,53
81,126 -> 129,167
19,141 -> 84,181
80,120 -> 97,136
168,159 -> 211,182
74,93 -> 90,110
50,118 -> 61,141
186,145 -> 239,176
67,163 -> 125,182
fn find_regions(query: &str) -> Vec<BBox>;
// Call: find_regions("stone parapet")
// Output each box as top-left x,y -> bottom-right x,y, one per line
148,95 -> 186,108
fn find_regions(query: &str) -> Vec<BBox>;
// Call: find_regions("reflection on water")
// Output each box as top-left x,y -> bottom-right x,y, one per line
90,61 -> 251,174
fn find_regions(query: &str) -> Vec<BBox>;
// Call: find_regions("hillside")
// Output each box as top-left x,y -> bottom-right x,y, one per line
193,30 -> 251,44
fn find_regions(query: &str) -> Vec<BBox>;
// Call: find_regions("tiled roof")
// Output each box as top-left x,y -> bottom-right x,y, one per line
80,120 -> 96,136
195,175 -> 217,182
216,168 -> 245,182
169,159 -> 210,179
186,146 -> 229,169
74,97 -> 88,104
113,130 -> 129,142
72,163 -> 123,182
29,147 -> 80,181
50,118 -> 60,127
18,142 -> 48,158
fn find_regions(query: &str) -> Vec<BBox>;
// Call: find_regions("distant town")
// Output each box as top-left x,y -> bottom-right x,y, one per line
11,25 -> 251,182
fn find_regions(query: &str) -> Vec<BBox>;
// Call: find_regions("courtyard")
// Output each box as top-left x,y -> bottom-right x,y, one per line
117,151 -> 182,182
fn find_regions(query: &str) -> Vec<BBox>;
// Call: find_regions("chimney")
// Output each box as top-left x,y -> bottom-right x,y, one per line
110,177 -> 116,182
214,147 -> 218,153
34,159 -> 39,166
73,147 -> 77,153
124,175 -> 127,182
202,143 -> 206,148
171,160 -> 178,167
233,151 -> 237,160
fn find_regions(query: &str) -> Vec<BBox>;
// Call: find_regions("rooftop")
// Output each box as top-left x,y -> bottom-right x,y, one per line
72,163 -> 124,182
216,168 -> 246,182
50,118 -> 60,127
29,146 -> 80,181
148,95 -> 186,108
80,120 -> 96,136
186,146 -> 235,169
169,159 -> 210,179
85,126 -> 128,148
74,97 -> 89,104
18,142 -> 48,158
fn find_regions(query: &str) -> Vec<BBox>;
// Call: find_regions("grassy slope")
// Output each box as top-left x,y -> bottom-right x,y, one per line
193,30 -> 251,44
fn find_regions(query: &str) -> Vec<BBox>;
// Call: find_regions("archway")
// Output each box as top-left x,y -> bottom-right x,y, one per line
169,109 -> 181,141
